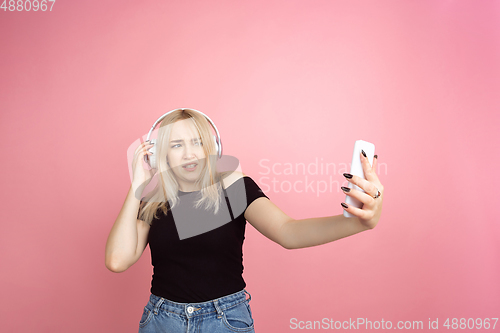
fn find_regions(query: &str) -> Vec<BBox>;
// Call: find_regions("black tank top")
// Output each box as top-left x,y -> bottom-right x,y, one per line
140,176 -> 269,302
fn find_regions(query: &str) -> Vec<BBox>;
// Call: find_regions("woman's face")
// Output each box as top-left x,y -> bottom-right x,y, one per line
166,119 -> 206,191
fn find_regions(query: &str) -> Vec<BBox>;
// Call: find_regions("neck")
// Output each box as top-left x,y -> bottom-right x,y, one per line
178,184 -> 202,192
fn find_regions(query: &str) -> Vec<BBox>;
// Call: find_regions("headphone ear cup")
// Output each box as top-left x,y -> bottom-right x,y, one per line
213,135 -> 220,158
148,139 -> 157,169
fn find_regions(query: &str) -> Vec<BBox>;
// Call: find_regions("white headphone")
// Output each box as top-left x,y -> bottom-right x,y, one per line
144,108 -> 223,169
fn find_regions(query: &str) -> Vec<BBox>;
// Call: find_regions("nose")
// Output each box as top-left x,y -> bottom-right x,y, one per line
183,144 -> 195,158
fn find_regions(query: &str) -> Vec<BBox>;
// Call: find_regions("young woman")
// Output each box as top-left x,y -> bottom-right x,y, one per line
105,108 -> 384,333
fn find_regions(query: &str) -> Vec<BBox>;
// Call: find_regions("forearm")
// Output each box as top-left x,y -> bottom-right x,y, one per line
281,214 -> 371,250
105,183 -> 143,271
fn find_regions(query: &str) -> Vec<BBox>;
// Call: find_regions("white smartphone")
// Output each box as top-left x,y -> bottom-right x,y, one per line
343,140 -> 375,218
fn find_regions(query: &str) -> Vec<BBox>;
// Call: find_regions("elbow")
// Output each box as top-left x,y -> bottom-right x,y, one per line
279,237 -> 296,250
105,257 -> 129,273
106,262 -> 127,273
279,219 -> 297,250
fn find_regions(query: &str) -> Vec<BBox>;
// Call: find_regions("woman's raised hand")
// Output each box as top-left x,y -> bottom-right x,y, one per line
131,140 -> 155,192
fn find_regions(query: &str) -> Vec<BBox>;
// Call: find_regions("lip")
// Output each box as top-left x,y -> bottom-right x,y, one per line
182,162 -> 198,167
182,162 -> 198,171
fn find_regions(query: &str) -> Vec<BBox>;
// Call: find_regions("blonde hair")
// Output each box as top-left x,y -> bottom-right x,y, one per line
138,109 -> 226,226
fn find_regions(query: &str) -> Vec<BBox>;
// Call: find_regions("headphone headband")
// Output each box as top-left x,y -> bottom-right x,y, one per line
146,108 -> 222,159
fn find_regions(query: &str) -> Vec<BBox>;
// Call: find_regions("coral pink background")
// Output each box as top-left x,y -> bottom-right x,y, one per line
1,0 -> 499,332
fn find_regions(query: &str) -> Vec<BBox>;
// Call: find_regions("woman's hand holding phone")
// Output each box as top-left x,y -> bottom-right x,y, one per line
341,141 -> 384,230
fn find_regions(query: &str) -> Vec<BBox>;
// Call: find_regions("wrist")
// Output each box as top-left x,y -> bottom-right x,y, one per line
131,181 -> 146,197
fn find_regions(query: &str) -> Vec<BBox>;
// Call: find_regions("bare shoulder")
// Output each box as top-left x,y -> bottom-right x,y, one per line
220,171 -> 247,190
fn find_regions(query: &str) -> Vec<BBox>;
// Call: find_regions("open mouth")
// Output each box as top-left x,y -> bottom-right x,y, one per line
182,163 -> 198,171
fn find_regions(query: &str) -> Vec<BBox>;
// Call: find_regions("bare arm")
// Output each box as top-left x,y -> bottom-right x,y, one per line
281,215 -> 371,250
245,196 -> 371,250
105,183 -> 149,272
245,153 -> 384,250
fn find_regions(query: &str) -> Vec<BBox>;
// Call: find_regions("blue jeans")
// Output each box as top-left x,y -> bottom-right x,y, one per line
138,289 -> 255,333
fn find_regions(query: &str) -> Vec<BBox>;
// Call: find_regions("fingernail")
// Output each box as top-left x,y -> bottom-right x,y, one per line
341,186 -> 350,192
361,150 -> 367,158
374,154 -> 378,159
341,202 -> 348,209
343,173 -> 353,179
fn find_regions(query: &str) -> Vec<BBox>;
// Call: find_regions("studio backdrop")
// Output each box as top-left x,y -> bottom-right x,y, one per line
1,0 -> 499,332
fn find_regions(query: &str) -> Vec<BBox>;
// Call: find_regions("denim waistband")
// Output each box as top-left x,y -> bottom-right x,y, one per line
148,289 -> 251,319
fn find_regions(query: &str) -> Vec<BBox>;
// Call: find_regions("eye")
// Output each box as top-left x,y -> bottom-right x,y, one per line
172,144 -> 181,148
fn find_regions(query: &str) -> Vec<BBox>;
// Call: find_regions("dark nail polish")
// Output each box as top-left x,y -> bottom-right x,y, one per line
343,173 -> 353,179
374,154 -> 378,159
341,186 -> 350,192
341,202 -> 348,209
361,150 -> 367,158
